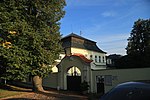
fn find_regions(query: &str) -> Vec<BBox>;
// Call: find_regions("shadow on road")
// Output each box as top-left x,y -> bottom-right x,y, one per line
6,98 -> 32,100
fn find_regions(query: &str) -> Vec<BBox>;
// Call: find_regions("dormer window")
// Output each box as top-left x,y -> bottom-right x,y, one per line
103,56 -> 105,62
95,55 -> 97,62
99,56 -> 101,62
90,55 -> 93,60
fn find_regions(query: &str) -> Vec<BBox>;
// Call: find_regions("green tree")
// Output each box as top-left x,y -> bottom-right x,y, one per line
126,19 -> 150,67
0,0 -> 66,91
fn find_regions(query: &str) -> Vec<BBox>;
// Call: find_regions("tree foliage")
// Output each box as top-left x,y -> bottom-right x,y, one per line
0,0 -> 66,80
126,19 -> 150,67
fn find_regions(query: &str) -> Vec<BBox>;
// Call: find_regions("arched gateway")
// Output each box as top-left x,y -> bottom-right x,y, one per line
67,66 -> 81,91
57,54 -> 92,91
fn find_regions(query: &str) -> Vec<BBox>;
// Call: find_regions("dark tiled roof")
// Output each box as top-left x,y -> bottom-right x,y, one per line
61,33 -> 106,53
107,54 -> 122,59
61,33 -> 96,43
71,42 -> 106,53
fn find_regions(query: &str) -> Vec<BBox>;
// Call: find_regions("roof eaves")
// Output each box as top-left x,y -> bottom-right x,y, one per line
61,33 -> 96,43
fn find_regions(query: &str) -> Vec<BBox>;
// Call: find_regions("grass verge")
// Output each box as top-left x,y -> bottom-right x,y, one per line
0,89 -> 22,98
0,83 -> 31,99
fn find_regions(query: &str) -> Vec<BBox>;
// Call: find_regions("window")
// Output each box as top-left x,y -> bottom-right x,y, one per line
95,55 -> 97,62
103,56 -> 105,62
99,56 -> 101,62
90,55 -> 93,60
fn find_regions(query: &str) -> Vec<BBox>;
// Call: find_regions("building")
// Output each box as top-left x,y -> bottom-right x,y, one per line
56,33 -> 107,92
37,33 -> 106,93
52,33 -> 107,73
26,33 -> 150,94
106,54 -> 122,68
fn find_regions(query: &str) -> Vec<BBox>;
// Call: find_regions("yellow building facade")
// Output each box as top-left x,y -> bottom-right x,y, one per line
52,33 -> 107,73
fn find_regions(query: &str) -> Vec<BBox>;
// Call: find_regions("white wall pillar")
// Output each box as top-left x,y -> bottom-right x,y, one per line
64,73 -> 67,90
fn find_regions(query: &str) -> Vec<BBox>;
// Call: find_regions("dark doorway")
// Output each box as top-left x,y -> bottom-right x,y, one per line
67,76 -> 81,91
97,76 -> 104,94
67,66 -> 81,91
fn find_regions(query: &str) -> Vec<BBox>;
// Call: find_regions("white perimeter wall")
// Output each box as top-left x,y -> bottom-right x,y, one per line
91,68 -> 150,93
43,73 -> 58,89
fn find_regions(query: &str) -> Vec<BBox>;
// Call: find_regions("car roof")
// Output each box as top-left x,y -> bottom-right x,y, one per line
116,81 -> 150,89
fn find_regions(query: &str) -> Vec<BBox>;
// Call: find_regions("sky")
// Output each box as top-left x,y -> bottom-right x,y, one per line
60,0 -> 150,55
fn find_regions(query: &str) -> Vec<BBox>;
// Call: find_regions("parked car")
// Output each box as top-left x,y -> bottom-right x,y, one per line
100,81 -> 150,100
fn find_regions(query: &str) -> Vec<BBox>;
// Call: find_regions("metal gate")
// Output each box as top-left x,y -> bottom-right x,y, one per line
67,76 -> 81,91
96,76 -> 104,94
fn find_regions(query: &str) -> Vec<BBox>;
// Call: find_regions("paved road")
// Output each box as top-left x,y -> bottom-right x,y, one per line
2,90 -> 88,100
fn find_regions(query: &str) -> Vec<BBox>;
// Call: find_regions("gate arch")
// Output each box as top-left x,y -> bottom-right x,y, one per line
67,66 -> 81,76
57,54 -> 92,91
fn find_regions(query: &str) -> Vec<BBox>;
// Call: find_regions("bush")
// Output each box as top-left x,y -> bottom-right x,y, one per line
80,81 -> 89,91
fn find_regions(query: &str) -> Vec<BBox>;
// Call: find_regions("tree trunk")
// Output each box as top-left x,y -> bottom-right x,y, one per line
32,75 -> 44,92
